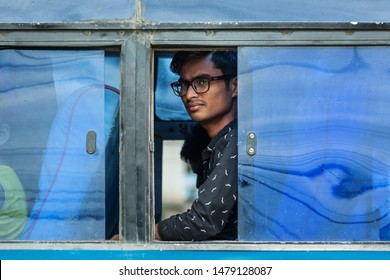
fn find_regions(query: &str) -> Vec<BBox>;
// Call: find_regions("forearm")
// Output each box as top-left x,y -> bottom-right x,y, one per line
157,182 -> 236,241
155,224 -> 162,240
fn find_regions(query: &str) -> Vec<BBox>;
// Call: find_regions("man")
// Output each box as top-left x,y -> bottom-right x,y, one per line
155,51 -> 238,241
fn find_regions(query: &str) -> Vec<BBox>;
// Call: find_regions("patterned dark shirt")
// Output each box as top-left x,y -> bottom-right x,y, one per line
158,120 -> 238,241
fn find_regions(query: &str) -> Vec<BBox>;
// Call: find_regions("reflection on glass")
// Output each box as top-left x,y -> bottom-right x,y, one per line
155,52 -> 190,121
238,46 -> 390,241
0,0 -> 134,23
144,0 -> 390,22
0,50 -> 115,240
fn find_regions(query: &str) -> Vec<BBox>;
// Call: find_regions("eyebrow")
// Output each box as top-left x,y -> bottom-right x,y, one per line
179,74 -> 212,82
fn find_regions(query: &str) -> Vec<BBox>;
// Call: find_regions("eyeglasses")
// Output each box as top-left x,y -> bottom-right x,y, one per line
171,75 -> 234,97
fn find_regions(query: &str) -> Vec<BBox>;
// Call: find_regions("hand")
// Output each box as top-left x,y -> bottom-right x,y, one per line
155,224 -> 162,240
110,234 -> 119,240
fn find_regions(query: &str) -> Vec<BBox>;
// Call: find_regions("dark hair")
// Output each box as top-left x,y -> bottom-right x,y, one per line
170,51 -> 237,77
180,124 -> 211,188
180,124 -> 210,165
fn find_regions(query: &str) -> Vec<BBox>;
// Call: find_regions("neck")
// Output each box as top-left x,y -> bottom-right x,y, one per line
201,113 -> 236,138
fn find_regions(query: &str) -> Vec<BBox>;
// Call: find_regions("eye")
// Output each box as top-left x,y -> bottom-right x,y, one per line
197,78 -> 208,86
178,81 -> 189,88
193,78 -> 209,90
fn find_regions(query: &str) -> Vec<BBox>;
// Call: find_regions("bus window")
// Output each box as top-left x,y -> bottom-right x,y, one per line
238,46 -> 390,241
0,49 -> 119,240
154,49 -> 238,241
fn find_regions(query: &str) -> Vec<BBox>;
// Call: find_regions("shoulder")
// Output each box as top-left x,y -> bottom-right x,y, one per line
213,121 -> 237,150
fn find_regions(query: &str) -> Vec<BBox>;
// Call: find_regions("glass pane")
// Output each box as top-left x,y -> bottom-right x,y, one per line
0,49 -> 118,240
144,0 -> 390,22
155,52 -> 191,121
0,0 -> 134,23
238,46 -> 390,241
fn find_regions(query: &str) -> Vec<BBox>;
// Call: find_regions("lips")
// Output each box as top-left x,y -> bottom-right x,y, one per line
186,101 -> 204,112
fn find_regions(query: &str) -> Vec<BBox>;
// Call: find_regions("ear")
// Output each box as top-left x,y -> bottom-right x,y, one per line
230,76 -> 238,98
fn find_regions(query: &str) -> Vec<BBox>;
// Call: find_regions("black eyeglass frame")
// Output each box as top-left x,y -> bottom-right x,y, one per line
170,75 -> 234,97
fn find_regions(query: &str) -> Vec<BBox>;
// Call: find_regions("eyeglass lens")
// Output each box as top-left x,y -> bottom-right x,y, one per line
173,78 -> 209,96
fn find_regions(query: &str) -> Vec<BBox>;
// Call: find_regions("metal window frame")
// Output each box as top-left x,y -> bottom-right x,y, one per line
1,20 -> 390,252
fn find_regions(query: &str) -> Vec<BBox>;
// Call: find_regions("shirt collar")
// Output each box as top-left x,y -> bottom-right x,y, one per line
206,119 -> 237,150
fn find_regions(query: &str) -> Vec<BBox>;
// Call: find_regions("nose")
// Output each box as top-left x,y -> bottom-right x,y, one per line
182,84 -> 199,100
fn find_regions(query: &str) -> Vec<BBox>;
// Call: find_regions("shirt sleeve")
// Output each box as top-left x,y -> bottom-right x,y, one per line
157,132 -> 237,241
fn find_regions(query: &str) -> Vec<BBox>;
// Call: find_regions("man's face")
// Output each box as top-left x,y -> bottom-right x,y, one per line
179,56 -> 237,136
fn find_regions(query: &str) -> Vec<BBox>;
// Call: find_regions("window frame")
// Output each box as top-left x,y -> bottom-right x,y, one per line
1,20 -> 390,252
